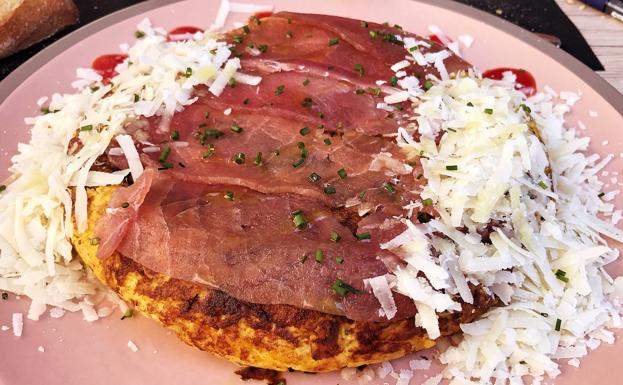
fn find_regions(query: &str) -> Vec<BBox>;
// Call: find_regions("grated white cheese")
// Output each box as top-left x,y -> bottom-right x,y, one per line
127,340 -> 139,352
0,18 -> 251,320
372,50 -> 623,384
12,313 -> 23,337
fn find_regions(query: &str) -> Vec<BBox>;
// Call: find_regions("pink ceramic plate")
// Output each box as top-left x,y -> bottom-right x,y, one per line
1,1 -> 622,384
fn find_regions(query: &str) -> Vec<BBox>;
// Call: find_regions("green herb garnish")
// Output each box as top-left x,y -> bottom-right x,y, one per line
332,279 -> 361,297
233,152 -> 246,164
356,232 -> 371,240
308,172 -> 321,183
330,231 -> 341,242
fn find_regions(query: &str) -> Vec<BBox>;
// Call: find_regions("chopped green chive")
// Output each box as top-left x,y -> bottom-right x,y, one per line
324,184 -> 336,195
80,124 -> 93,132
90,86 -> 100,92
358,190 -> 367,199
519,360 -> 527,365
446,165 -> 458,171
555,318 -> 562,332
292,211 -> 308,228
318,112 -> 325,119
447,128 -> 457,132
467,101 -> 474,107
121,202 -> 130,209
258,44 -> 268,53
389,76 -> 398,86
354,63 -> 365,77
233,35 -> 243,44
254,152 -> 263,166
275,85 -> 285,96
383,182 -> 396,194
337,168 -> 347,179
540,312 -> 549,317
135,31 -> 145,39
170,130 -> 180,140
315,249 -> 324,263
1,292 -> 7,300
308,172 -> 321,183
332,279 -> 361,297
251,15 -> 261,25
335,256 -> 344,264
134,94 -> 140,103
202,144 -> 215,159
233,152 -> 246,164
355,88 -> 365,95
228,77 -> 236,88
286,31 -> 293,39
120,308 -> 134,320
204,111 -> 210,119
555,269 -> 569,283
184,67 -> 193,77
243,98 -> 250,105
423,80 -> 433,90
422,198 -> 433,206
243,25 -> 251,34
287,17 -> 292,24
159,146 -> 171,163
598,192 -> 605,198
356,232 -> 371,241
394,24 -> 403,30
409,46 -> 419,52
303,78 -> 310,86
0,185 -> 6,193
520,103 -> 532,113
224,191 -> 234,201
323,138 -> 332,145
330,231 -> 341,242
230,124 -> 243,133
299,126 -> 311,136
328,38 -> 339,46
417,211 -> 433,223
300,254 -> 308,263
484,108 -> 494,115
292,158 -> 305,168
301,97 -> 313,108
538,180 -> 548,189
360,21 -> 368,28
368,87 -> 381,96
369,30 -> 378,38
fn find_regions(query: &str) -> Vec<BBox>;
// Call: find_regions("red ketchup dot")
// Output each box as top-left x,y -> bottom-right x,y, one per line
428,34 -> 452,46
92,54 -> 128,84
167,26 -> 205,41
482,67 -> 537,97
253,11 -> 274,19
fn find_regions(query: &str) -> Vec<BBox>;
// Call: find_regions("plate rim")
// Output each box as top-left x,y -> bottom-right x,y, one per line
0,0 -> 621,113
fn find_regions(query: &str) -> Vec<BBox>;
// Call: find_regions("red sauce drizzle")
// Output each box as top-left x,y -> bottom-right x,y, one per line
254,11 -> 274,19
167,26 -> 205,41
92,54 -> 128,84
428,34 -> 447,46
482,67 -> 537,97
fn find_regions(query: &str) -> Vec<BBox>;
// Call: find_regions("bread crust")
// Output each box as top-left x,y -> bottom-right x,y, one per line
0,0 -> 78,59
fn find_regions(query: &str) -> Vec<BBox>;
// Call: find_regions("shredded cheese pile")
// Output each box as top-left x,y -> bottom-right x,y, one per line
0,18 -> 257,321
373,66 -> 623,383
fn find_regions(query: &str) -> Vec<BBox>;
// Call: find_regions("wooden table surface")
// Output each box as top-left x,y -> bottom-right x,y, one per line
557,0 -> 623,93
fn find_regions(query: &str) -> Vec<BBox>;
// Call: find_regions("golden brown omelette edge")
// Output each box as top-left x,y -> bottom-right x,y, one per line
72,186 -> 438,372
73,186 -> 497,371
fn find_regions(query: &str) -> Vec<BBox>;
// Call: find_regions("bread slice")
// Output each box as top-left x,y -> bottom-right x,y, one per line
0,0 -> 78,59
